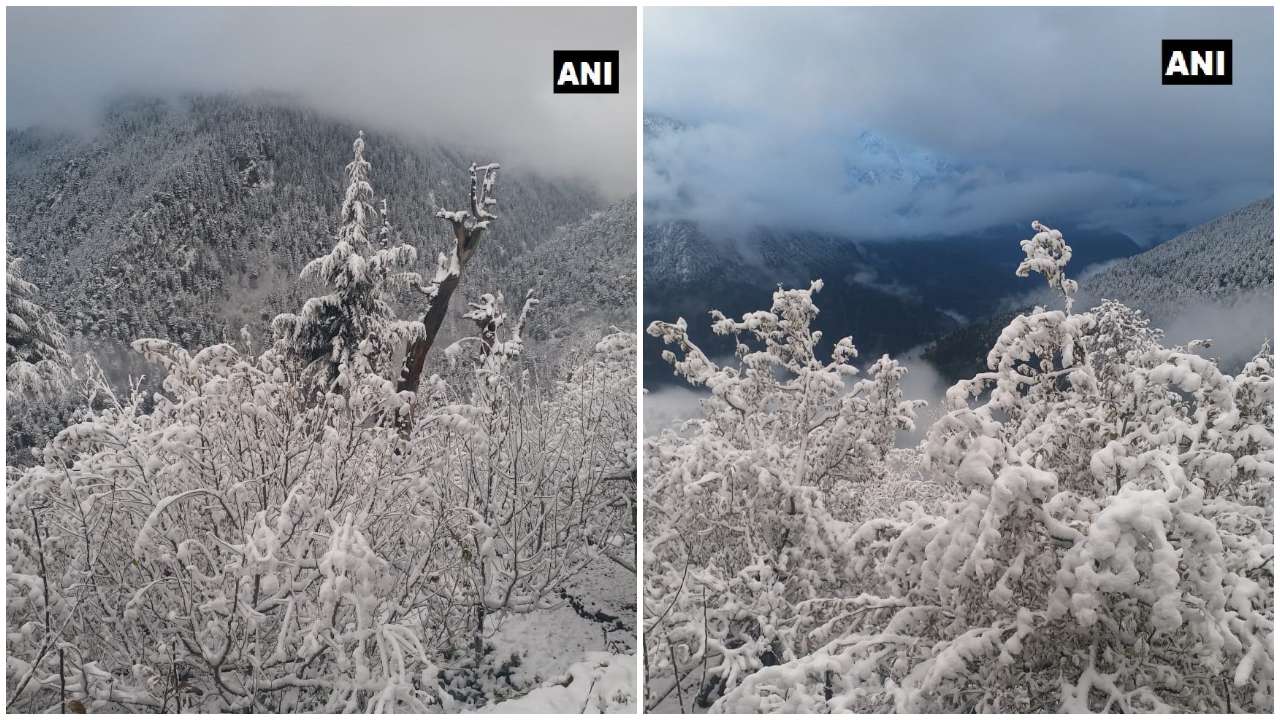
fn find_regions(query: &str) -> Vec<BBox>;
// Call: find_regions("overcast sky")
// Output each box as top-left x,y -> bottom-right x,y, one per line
7,6 -> 636,197
645,6 -> 1272,243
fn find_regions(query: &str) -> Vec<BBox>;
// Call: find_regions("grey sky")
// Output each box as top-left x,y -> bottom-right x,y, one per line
7,6 -> 636,197
644,6 -> 1272,243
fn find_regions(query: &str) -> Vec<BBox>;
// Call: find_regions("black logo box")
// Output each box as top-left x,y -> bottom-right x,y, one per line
1162,39 -> 1232,85
554,50 -> 620,94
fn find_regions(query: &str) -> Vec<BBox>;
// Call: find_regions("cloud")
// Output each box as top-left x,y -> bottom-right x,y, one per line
1155,288 -> 1274,373
7,6 -> 636,196
644,7 -> 1272,242
896,350 -> 953,449
642,386 -> 705,437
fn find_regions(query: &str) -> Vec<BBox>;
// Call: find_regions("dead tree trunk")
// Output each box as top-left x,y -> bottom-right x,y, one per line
398,272 -> 464,395
396,163 -> 499,429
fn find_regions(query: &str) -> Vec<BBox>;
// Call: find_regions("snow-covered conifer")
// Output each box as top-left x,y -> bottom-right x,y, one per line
272,133 -> 423,386
6,254 -> 72,399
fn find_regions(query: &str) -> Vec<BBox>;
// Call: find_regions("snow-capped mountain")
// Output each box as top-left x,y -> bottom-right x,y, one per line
6,95 -> 630,374
844,130 -> 966,190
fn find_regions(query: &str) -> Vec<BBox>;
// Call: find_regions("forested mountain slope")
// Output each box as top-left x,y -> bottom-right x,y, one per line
6,95 -> 625,370
1081,196 -> 1273,312
514,195 -> 637,347
925,197 -> 1274,381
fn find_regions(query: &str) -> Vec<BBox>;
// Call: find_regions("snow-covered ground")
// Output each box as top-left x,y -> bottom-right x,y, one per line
476,556 -> 637,712
477,654 -> 635,714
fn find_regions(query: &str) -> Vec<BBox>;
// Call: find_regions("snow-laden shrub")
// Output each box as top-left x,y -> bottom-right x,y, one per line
643,281 -> 926,708
6,330 -> 632,712
7,337 -> 447,712
648,222 -> 1273,713
5,135 -> 635,713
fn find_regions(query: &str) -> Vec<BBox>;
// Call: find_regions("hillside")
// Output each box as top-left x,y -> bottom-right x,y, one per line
925,197 -> 1274,381
514,196 -> 636,348
1080,196 -> 1273,314
643,220 -> 955,387
6,95 -> 626,379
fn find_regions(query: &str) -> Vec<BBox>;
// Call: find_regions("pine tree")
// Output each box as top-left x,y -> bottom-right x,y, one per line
272,133 -> 422,387
6,253 -> 72,399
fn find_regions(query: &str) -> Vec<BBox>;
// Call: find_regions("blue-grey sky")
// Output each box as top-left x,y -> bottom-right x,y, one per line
644,6 -> 1272,243
7,6 -> 636,196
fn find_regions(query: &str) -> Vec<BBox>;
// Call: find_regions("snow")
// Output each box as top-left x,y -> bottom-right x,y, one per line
645,220 -> 1274,714
476,653 -> 634,714
6,132 -> 637,714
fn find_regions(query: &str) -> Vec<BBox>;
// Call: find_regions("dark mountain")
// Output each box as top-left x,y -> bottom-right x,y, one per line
921,310 -> 1022,383
863,224 -> 1142,321
643,221 -> 956,387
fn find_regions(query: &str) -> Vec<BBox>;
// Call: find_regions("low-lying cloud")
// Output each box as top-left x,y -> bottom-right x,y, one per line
645,6 -> 1272,243
1155,289 -> 1274,373
7,6 -> 636,196
897,351 -> 953,449
643,386 -> 705,437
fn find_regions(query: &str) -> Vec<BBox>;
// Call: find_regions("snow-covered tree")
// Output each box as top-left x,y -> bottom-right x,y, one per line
7,254 -> 72,399
701,220 -> 1269,712
646,221 -> 1273,714
398,162 -> 501,397
272,132 -> 423,387
432,301 -> 636,660
447,290 -> 538,382
7,337 -> 450,712
643,280 -> 924,710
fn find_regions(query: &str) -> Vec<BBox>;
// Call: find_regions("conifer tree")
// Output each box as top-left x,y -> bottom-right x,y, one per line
272,132 -> 422,386
6,253 -> 72,399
